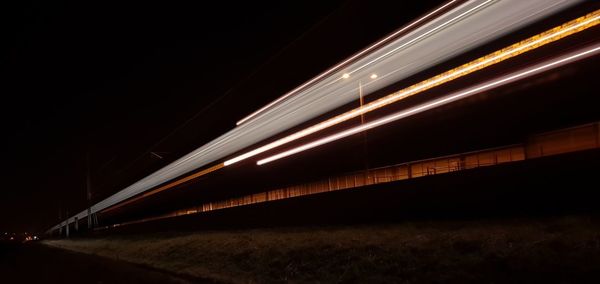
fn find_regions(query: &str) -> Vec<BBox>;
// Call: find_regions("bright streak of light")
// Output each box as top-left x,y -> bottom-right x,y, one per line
225,10 -> 600,166
257,44 -> 600,165
235,0 -> 460,126
346,0 -> 493,77
103,163 -> 225,213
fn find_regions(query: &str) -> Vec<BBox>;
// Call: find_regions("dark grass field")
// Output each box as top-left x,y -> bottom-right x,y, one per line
45,215 -> 600,283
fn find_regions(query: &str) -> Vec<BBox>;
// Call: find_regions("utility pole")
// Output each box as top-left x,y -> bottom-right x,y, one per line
359,80 -> 365,125
359,80 -> 370,181
65,210 -> 69,238
86,152 -> 93,230
58,207 -> 62,237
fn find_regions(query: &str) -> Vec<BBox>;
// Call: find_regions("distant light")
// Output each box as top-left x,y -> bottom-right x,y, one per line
370,74 -> 378,79
342,73 -> 350,79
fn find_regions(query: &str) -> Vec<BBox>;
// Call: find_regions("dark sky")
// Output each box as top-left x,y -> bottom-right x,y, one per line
0,0 -> 443,232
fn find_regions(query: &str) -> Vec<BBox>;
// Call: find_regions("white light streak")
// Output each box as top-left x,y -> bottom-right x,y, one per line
235,0 -> 460,126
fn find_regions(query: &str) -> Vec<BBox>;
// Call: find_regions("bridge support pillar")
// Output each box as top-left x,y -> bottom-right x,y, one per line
74,217 -> 79,232
87,208 -> 92,229
93,213 -> 99,227
65,220 -> 69,238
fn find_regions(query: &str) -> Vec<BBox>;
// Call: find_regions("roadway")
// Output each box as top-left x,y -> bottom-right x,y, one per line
0,242 -> 197,283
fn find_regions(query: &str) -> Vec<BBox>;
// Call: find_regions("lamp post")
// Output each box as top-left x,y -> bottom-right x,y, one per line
354,73 -> 379,182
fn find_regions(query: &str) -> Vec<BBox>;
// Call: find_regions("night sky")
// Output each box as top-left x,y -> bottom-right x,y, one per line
0,1 -> 443,232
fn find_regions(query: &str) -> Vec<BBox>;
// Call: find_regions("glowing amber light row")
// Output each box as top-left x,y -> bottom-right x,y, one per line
257,45 -> 600,165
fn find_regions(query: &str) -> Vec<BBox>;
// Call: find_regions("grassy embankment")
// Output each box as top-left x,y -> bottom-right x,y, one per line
44,216 -> 600,283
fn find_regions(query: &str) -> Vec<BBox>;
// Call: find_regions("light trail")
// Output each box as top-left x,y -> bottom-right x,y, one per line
102,163 -> 224,213
257,44 -> 600,165
235,0 -> 460,126
225,9 -> 600,166
48,0 -> 584,233
344,0 -> 493,78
